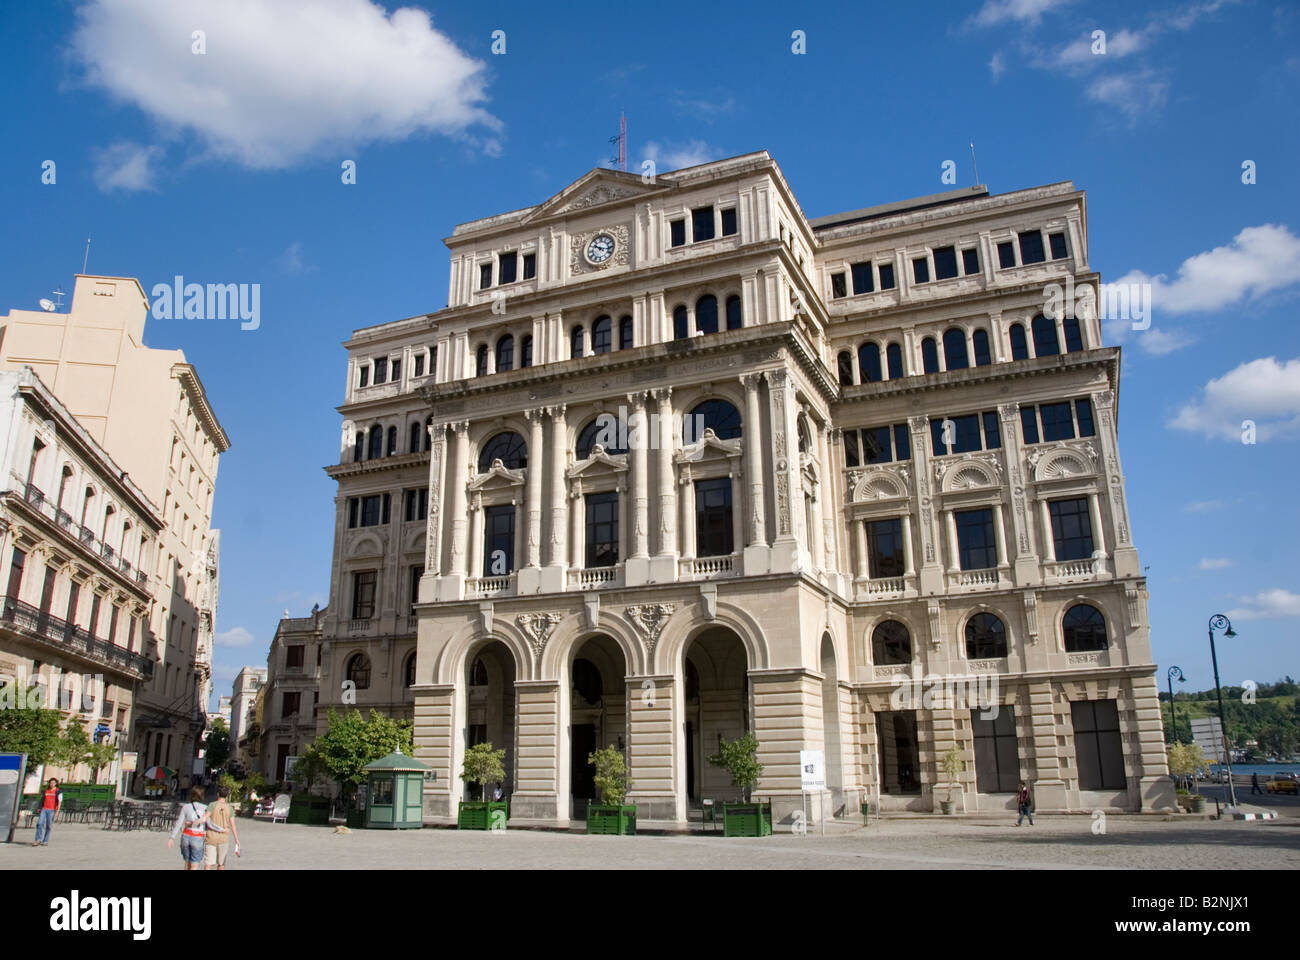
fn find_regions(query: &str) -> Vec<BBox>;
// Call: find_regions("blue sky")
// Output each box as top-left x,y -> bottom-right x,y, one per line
1,0 -> 1297,707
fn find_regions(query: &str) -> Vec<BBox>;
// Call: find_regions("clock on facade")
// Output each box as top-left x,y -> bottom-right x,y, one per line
585,233 -> 616,264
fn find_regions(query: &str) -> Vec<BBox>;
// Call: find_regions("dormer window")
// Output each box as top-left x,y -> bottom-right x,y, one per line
670,220 -> 686,247
522,252 -> 536,280
721,208 -> 737,236
374,357 -> 388,384
499,252 -> 518,285
692,206 -> 715,242
479,262 -> 493,289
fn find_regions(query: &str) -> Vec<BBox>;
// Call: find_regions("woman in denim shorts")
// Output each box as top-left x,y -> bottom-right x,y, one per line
168,786 -> 225,869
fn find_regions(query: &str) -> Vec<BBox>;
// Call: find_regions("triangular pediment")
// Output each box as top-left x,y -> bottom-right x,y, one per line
527,169 -> 668,223
568,447 -> 629,478
676,429 -> 743,463
468,459 -> 526,491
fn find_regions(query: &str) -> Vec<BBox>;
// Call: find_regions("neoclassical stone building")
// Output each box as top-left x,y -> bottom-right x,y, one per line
315,151 -> 1174,826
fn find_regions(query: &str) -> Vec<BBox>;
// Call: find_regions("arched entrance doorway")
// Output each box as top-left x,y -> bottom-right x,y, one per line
569,634 -> 627,819
465,640 -> 516,799
681,627 -> 750,807
820,632 -> 845,816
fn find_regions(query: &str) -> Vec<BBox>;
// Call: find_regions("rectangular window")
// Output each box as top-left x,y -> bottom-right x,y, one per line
972,707 -> 1019,793
403,488 -> 428,522
932,246 -> 958,280
374,357 -> 388,385
720,208 -> 737,236
962,248 -> 981,275
1075,399 -> 1095,437
1020,407 -> 1040,445
351,571 -> 377,619
911,256 -> 930,284
981,411 -> 1002,450
1018,230 -> 1046,265
360,495 -> 382,527
282,692 -> 301,718
893,424 -> 911,462
877,711 -> 921,794
348,498 -> 359,528
1039,402 -> 1075,441
830,273 -> 847,299
1049,498 -> 1094,561
878,263 -> 896,290
66,580 -> 80,626
1072,699 -> 1125,790
670,219 -> 686,247
483,505 -> 516,576
692,206 -> 715,243
89,594 -> 102,637
108,605 -> 119,644
955,508 -> 997,570
843,430 -> 860,468
866,518 -> 905,578
479,262 -> 493,289
930,414 -> 982,455
413,353 -> 425,378
997,241 -> 1016,268
358,366 -> 369,388
1049,232 -> 1068,260
862,425 -> 893,464
126,615 -> 136,653
286,645 -> 304,668
694,478 -> 733,557
522,252 -> 536,280
498,251 -> 518,285
850,262 -> 874,294
409,565 -> 423,612
584,492 -> 619,568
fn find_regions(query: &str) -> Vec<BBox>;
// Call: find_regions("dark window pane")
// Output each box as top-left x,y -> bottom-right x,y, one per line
670,220 -> 686,247
695,296 -> 718,335
863,426 -> 892,464
386,426 -> 397,456
1049,498 -> 1093,561
1009,323 -> 1029,360
413,354 -> 425,378
1063,316 -> 1084,353
684,400 -> 741,442
351,571 -> 377,620
972,330 -> 991,367
692,206 -> 715,242
584,492 -> 619,568
956,508 -> 997,570
962,248 -> 980,275
391,359 -> 400,382
965,612 -> 1007,658
867,518 -> 905,578
997,241 -> 1016,269
576,414 -> 628,458
843,430 -> 860,468
1018,231 -> 1046,264
837,352 -> 853,386
673,305 -> 689,340
522,253 -> 536,280
933,246 -> 958,280
893,424 -> 911,462
348,498 -> 359,528
721,208 -> 737,236
912,257 -> 930,284
1039,402 -> 1075,441
878,711 -> 921,794
571,326 -> 584,358
1063,604 -> 1107,652
483,504 -> 516,576
930,418 -> 946,457
973,707 -> 1019,792
858,342 -> 882,382
521,335 -> 533,368
619,316 -> 634,349
1049,232 -> 1068,260
872,620 -> 911,665
725,296 -> 742,330
851,262 -> 874,294
922,338 -> 939,374
592,316 -> 612,353
1021,406 -> 1040,445
479,262 -> 493,289
982,411 -> 1002,450
1076,398 -> 1095,437
359,366 -> 369,388
942,329 -> 969,370
496,335 -> 514,372
1072,700 -> 1125,790
831,273 -> 847,299
374,357 -> 388,384
478,431 -> 527,471
886,343 -> 904,379
1032,315 -> 1060,357
499,252 -> 518,285
695,478 -> 733,557
878,263 -> 895,289
475,345 -> 488,377
361,495 -> 381,527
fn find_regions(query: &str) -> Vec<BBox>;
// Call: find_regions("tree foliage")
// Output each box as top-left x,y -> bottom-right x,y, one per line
0,707 -> 62,767
204,718 -> 231,770
707,733 -> 764,800
460,742 -> 506,801
1168,742 -> 1207,793
293,709 -> 414,801
588,745 -> 630,806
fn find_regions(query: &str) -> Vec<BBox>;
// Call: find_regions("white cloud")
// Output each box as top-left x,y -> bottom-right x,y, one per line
1055,27 -> 1148,67
1228,588 -> 1300,621
642,140 -> 719,171
1199,557 -> 1234,570
1170,356 -> 1300,441
989,51 -> 1006,81
215,626 -> 256,648
1084,68 -> 1169,122
92,141 -> 163,192
1184,499 -> 1224,513
972,0 -> 1073,26
71,0 -> 499,170
277,242 -> 316,275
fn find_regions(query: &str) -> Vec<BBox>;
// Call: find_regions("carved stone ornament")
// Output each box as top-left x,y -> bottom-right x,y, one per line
570,223 -> 631,275
625,603 -> 675,650
516,612 -> 564,656
567,184 -> 642,211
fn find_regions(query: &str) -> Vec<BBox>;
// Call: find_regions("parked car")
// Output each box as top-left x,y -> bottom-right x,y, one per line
1266,775 -> 1299,795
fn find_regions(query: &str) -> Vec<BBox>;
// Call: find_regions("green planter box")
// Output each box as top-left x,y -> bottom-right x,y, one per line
458,800 -> 508,830
586,803 -> 636,835
722,801 -> 773,837
288,796 -> 331,825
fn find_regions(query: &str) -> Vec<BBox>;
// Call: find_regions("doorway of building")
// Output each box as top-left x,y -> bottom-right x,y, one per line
568,634 -> 627,819
465,640 -> 517,800
681,627 -> 750,809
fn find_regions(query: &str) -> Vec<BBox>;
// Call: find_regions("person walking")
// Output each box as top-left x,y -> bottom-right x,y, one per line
1016,780 -> 1034,826
203,785 -> 240,871
1251,772 -> 1262,795
31,778 -> 62,846
167,786 -> 225,870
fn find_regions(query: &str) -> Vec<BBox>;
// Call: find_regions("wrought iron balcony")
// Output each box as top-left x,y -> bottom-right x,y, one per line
0,595 -> 153,680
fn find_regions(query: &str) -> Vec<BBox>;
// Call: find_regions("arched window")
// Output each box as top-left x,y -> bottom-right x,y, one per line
346,653 -> 371,690
1063,604 -> 1107,652
725,295 -> 742,330
469,657 -> 488,686
1009,323 -> 1029,360
921,337 -> 940,374
424,416 -> 433,452
972,329 -> 992,366
404,652 -> 417,688
683,399 -> 742,443
837,351 -> 854,386
965,613 -> 1008,659
570,325 -> 585,359
354,431 -> 364,463
496,334 -> 514,372
943,328 -> 969,370
872,620 -> 912,666
409,421 -> 421,454
478,431 -> 527,471
592,316 -> 612,354
673,305 -> 689,340
475,344 -> 489,377
57,465 -> 73,511
576,414 -> 628,458
367,425 -> 383,461
386,426 -> 397,456
520,334 -> 533,368
695,295 -> 719,335
858,342 -> 882,383
618,315 -> 633,350
886,343 -> 904,379
1031,315 -> 1060,357
573,659 -> 603,705
1063,316 -> 1083,353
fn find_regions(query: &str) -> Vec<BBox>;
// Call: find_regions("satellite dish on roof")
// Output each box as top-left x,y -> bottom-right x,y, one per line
39,299 -> 56,312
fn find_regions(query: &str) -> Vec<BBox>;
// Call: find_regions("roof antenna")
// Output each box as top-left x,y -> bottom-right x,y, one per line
969,141 -> 981,187
607,112 -> 626,171
82,236 -> 91,275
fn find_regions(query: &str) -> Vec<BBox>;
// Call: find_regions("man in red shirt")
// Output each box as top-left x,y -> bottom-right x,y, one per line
32,778 -> 61,846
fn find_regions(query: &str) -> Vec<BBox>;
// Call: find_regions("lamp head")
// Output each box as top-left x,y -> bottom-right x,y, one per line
1224,626 -> 1237,638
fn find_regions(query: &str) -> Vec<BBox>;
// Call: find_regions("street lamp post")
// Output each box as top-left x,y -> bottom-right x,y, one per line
1207,614 -> 1238,808
1166,666 -> 1185,743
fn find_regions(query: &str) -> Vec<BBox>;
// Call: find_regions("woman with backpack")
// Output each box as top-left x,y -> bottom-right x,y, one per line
167,786 -> 226,869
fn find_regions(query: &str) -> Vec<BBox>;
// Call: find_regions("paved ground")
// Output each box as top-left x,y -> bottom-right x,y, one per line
5,812 -> 1299,869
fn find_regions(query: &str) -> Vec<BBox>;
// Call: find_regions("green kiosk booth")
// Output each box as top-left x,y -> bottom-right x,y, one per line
362,749 -> 430,829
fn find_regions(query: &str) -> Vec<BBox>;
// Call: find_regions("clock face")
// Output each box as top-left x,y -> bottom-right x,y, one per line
586,233 -> 616,264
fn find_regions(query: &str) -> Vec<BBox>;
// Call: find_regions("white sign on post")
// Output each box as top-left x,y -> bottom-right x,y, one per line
800,750 -> 825,791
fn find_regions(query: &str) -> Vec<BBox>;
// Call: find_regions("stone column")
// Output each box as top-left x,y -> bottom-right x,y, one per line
679,467 -> 696,560
854,518 -> 868,581
1087,492 -> 1107,559
1090,390 -> 1139,576
993,502 -> 1008,568
541,405 -> 568,593
625,393 -> 650,585
439,421 -> 470,600
901,513 -> 915,577
945,509 -> 961,573
468,492 -> 484,581
767,369 -> 804,572
424,424 -> 445,581
569,483 -> 584,572
741,373 -> 769,576
1039,499 -> 1056,563
649,388 -> 677,582
518,409 -> 545,594
817,424 -> 836,576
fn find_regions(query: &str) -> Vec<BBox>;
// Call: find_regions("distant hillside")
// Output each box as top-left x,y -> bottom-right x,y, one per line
1160,678 -> 1298,759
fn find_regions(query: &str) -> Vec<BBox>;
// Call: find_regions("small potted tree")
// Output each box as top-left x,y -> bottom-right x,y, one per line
938,743 -> 963,815
586,745 -> 635,835
1168,742 -> 1207,813
708,733 -> 770,837
459,742 -> 508,829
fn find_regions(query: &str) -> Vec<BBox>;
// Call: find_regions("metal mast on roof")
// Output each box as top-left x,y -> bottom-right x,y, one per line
970,141 -> 980,186
608,113 -> 626,171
